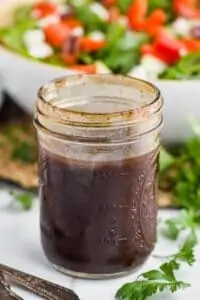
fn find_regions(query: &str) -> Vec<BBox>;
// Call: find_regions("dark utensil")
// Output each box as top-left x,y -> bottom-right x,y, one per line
0,272 -> 23,300
0,264 -> 80,300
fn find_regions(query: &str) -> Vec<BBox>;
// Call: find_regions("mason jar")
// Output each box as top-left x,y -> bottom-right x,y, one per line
34,74 -> 163,279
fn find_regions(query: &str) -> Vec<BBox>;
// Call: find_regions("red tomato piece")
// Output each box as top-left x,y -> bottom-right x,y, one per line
80,37 -> 106,52
70,64 -> 97,74
181,38 -> 200,52
33,2 -> 58,18
128,0 -> 148,31
44,23 -> 70,48
173,0 -> 200,18
154,37 -> 183,64
62,19 -> 82,29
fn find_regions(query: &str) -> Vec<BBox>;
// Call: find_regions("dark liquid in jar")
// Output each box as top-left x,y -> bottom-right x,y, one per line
39,147 -> 159,275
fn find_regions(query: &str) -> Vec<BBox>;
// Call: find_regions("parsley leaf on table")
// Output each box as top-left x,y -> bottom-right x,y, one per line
9,191 -> 35,211
116,233 -> 196,300
117,233 -> 197,299
162,209 -> 199,240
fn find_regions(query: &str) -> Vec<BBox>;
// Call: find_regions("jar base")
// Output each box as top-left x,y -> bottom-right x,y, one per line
52,263 -> 142,280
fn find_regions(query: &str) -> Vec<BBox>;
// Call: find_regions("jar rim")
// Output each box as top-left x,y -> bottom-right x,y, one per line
37,74 -> 162,127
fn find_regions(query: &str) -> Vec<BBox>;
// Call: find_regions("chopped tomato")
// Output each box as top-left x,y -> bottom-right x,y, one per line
173,0 -> 200,18
62,19 -> 82,29
153,37 -> 183,64
181,38 -> 200,52
44,23 -> 70,48
128,0 -> 148,31
109,6 -> 120,22
61,53 -> 78,65
140,44 -> 154,55
145,9 -> 166,27
80,37 -> 106,52
33,2 -> 58,19
70,64 -> 97,74
143,9 -> 166,36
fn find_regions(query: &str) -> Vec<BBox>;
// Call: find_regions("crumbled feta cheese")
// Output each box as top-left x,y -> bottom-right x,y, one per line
171,18 -> 192,36
89,31 -> 105,41
28,43 -> 53,58
129,65 -> 148,80
89,3 -> 109,21
37,15 -> 60,28
95,61 -> 111,74
141,55 -> 167,75
23,30 -> 45,47
71,26 -> 84,37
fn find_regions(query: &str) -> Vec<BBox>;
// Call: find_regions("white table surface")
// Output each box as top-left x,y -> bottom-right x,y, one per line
0,187 -> 200,300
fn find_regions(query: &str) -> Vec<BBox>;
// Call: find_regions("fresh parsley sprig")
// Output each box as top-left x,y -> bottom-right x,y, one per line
162,209 -> 200,240
159,119 -> 200,210
116,232 -> 197,300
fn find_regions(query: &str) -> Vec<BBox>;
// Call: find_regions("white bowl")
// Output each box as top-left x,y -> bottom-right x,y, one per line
0,0 -> 199,144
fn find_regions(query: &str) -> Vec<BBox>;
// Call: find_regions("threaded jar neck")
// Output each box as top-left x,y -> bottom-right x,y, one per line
34,74 -> 163,144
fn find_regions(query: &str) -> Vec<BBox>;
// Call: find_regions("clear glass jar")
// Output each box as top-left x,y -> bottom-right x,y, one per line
34,74 -> 163,279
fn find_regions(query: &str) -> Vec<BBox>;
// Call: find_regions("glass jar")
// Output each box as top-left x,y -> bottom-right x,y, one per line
34,74 -> 163,279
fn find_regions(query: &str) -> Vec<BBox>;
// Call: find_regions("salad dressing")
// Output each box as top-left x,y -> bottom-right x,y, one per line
34,74 -> 163,278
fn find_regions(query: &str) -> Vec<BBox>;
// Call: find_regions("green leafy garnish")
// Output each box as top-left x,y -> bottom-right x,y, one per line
118,0 -> 132,13
2,124 -> 37,164
72,4 -> 108,33
10,190 -> 35,210
116,233 -> 197,300
98,24 -> 149,74
13,5 -> 32,23
159,118 -> 200,209
0,10 -> 36,55
162,209 -> 199,240
159,146 -> 175,173
12,141 -> 37,163
160,53 -> 200,80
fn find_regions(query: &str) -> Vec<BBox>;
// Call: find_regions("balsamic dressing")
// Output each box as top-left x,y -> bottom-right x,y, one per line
39,147 -> 159,275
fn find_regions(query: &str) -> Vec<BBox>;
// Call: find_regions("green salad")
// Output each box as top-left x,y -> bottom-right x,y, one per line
0,0 -> 200,79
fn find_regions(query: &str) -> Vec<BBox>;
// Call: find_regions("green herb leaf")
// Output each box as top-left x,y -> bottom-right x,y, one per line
12,141 -> 37,163
10,191 -> 34,210
98,26 -> 149,74
175,231 -> 197,266
13,5 -> 32,23
72,4 -> 107,33
159,146 -> 175,173
0,5 -> 36,55
160,53 -> 200,80
116,280 -> 189,300
116,232 -> 196,300
118,0 -> 132,13
162,210 -> 198,240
